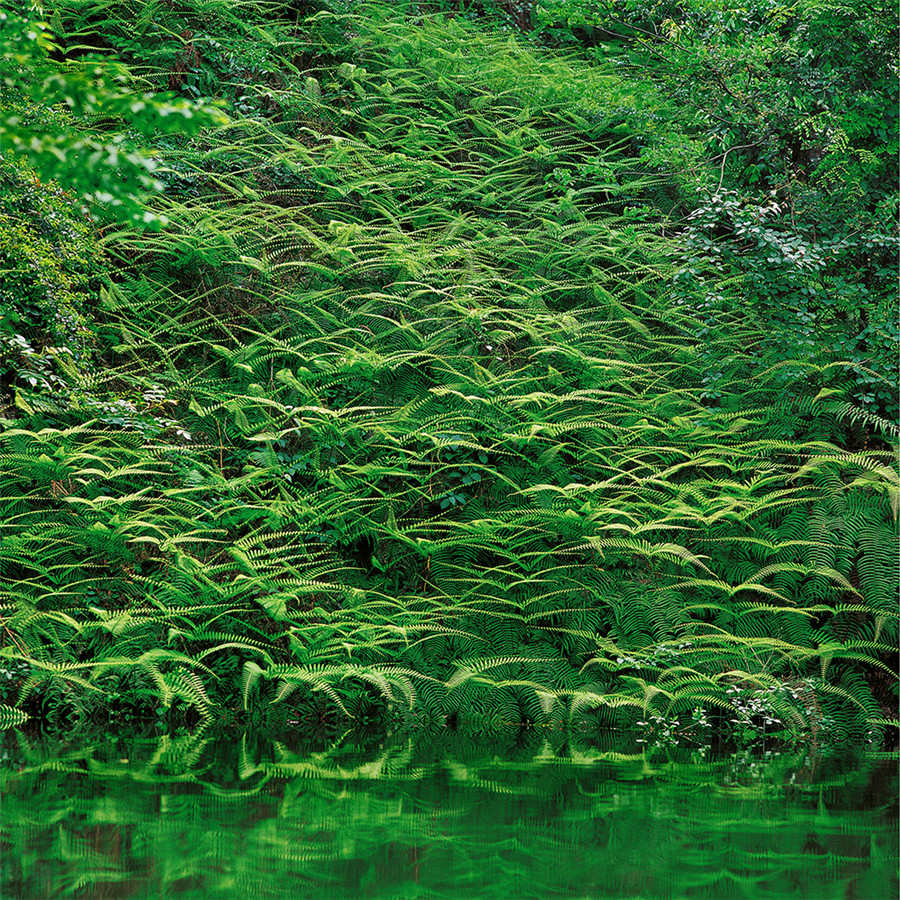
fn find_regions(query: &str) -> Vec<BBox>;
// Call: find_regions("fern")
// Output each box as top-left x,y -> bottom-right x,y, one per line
0,0 -> 893,748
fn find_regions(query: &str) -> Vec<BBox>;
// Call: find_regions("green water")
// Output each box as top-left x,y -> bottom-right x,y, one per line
2,734 -> 896,900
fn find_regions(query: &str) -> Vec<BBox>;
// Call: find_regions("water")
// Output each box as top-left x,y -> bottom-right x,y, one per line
2,732 -> 896,899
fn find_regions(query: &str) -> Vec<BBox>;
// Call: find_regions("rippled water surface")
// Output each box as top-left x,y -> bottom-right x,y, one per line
2,735 -> 896,899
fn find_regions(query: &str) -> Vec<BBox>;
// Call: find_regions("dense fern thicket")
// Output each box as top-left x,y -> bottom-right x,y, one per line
0,0 -> 896,744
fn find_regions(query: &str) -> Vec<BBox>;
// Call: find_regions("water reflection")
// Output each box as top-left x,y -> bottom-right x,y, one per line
1,731 -> 896,899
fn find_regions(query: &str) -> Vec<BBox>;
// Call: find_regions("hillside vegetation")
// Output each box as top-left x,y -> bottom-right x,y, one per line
0,0 -> 896,748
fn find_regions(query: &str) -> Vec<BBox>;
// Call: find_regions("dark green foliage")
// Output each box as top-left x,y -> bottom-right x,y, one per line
0,158 -> 103,407
532,0 -> 899,420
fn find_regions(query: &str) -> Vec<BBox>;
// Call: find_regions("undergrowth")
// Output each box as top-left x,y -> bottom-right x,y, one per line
0,0 -> 896,746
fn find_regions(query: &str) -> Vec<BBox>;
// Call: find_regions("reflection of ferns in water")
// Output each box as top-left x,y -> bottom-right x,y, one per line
1,734 -> 896,900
